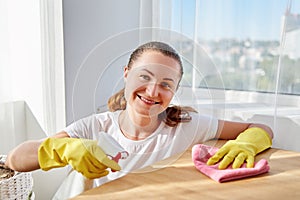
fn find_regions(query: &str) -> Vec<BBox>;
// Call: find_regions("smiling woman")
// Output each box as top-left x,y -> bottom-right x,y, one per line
5,41 -> 273,200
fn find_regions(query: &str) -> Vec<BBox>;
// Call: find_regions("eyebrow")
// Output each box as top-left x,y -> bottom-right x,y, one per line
142,69 -> 175,82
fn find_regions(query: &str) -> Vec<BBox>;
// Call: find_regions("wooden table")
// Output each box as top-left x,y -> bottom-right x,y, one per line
72,140 -> 300,199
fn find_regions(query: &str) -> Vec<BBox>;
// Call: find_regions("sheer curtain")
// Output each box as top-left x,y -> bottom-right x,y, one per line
0,0 -> 65,153
0,0 -> 34,153
40,0 -> 66,135
0,0 -> 15,152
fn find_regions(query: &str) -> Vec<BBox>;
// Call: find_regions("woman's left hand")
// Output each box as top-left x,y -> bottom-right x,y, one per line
207,127 -> 272,169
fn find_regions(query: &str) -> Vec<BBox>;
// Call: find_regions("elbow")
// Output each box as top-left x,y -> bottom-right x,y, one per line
5,153 -> 38,172
5,152 -> 19,171
4,144 -> 40,172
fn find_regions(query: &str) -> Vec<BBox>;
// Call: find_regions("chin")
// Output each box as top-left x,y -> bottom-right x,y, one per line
136,108 -> 160,117
134,105 -> 165,118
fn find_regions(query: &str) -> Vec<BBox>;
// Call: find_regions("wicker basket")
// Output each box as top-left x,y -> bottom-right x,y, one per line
0,155 -> 34,200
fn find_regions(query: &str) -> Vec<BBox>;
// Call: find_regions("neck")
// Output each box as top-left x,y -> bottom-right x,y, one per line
119,110 -> 161,140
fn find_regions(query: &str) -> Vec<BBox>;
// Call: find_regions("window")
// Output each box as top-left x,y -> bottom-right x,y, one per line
148,0 -> 300,151
152,0 -> 300,96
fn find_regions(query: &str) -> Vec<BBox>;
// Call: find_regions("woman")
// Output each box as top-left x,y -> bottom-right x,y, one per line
5,41 -> 273,197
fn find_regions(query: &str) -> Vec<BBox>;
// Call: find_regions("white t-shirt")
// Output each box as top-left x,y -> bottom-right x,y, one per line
65,110 -> 218,184
54,110 -> 218,199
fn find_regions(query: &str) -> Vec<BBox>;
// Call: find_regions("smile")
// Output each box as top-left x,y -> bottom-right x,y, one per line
137,94 -> 160,105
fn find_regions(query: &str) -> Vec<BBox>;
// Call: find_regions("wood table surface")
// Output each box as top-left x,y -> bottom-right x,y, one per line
72,140 -> 300,200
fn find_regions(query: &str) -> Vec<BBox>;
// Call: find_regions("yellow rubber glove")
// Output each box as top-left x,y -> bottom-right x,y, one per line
38,138 -> 121,179
207,127 -> 272,169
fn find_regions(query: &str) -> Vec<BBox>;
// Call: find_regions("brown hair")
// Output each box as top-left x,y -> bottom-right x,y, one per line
107,41 -> 197,127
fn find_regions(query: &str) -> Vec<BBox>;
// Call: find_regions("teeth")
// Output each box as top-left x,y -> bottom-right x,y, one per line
140,96 -> 156,104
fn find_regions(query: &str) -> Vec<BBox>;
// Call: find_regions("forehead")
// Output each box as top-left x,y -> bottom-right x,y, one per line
130,51 -> 182,75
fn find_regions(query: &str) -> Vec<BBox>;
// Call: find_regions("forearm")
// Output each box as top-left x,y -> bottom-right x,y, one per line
5,139 -> 43,172
217,120 -> 274,140
5,131 -> 70,171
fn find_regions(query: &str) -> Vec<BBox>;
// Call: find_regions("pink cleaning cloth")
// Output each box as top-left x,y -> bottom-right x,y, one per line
192,144 -> 270,183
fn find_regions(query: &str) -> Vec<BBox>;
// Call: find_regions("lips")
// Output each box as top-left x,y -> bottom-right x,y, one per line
137,94 -> 160,105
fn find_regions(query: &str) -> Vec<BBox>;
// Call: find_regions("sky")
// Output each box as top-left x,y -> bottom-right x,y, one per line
170,0 -> 300,41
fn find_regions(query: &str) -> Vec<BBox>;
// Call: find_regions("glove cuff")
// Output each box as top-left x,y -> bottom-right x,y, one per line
236,127 -> 272,154
38,138 -> 67,171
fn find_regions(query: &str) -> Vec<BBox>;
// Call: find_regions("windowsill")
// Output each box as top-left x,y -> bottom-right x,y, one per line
175,87 -> 300,115
174,87 -> 300,151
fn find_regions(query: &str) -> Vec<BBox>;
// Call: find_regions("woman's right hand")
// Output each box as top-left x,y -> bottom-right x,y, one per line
38,137 -> 121,179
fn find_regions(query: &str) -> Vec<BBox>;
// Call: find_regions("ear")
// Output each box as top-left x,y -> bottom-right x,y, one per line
124,66 -> 129,79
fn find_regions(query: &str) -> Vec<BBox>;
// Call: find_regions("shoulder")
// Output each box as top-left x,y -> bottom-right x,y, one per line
180,112 -> 219,139
64,110 -> 121,138
188,112 -> 218,126
95,110 -> 121,124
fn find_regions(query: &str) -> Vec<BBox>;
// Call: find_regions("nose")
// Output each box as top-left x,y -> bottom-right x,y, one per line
146,82 -> 159,97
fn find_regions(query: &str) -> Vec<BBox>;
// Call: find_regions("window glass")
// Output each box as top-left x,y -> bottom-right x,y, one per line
160,0 -> 300,95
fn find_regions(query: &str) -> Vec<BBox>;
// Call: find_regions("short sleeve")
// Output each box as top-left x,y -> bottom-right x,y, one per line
180,112 -> 219,144
63,115 -> 100,139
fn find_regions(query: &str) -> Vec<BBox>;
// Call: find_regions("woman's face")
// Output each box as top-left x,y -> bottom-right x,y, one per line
124,51 -> 182,117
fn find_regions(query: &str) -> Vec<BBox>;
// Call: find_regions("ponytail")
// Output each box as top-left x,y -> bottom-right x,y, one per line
160,105 -> 197,127
107,88 -> 126,111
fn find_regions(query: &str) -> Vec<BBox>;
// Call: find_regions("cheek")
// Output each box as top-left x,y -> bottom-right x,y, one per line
162,90 -> 175,103
124,78 -> 143,100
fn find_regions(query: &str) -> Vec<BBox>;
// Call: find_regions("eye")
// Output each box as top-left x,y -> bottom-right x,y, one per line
160,82 -> 172,90
139,75 -> 151,81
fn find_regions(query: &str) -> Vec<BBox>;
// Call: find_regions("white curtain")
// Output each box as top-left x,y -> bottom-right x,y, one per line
0,0 -> 25,153
40,0 -> 66,135
0,0 -> 65,153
